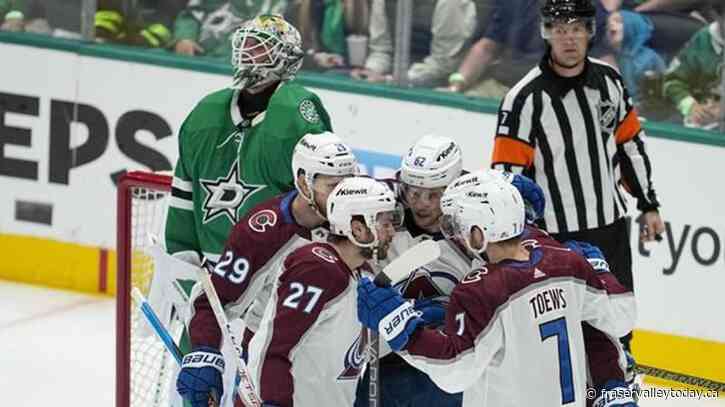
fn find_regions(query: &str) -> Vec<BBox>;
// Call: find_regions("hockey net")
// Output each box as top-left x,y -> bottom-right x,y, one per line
117,171 -> 178,407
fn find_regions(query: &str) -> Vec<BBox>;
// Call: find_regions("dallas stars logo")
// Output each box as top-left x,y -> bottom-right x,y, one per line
200,161 -> 265,224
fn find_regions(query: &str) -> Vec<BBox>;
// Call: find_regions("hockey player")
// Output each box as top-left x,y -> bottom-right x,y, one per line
447,171 -> 638,407
177,133 -> 358,407
355,134 -> 546,406
247,176 -> 400,406
164,14 -> 332,265
357,177 -> 637,407
355,134 -> 468,406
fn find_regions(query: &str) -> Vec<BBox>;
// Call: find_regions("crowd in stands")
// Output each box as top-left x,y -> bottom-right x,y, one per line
1,0 -> 722,130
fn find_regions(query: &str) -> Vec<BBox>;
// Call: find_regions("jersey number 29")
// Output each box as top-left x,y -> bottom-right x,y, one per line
539,317 -> 575,404
214,250 -> 250,284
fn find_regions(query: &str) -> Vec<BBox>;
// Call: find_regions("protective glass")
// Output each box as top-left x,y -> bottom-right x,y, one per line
402,184 -> 446,205
542,19 -> 594,40
440,212 -> 462,241
378,204 -> 405,231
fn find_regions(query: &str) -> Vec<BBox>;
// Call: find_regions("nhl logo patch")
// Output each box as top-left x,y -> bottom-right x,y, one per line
299,99 -> 320,124
598,100 -> 617,134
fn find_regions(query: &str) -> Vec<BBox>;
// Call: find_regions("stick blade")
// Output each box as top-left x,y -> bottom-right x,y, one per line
375,239 -> 441,286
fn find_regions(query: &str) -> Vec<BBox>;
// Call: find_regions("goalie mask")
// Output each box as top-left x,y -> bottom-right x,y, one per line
327,177 -> 402,250
230,14 -> 304,91
292,132 -> 359,217
440,175 -> 525,259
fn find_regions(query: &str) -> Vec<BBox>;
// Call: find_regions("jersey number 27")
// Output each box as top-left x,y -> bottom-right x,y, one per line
282,282 -> 324,314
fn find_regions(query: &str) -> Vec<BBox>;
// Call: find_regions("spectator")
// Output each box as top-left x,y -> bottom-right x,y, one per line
442,0 -> 614,99
293,0 -> 370,70
0,0 -> 50,34
601,0 -> 711,61
663,20 -> 723,129
607,10 -> 666,105
95,0 -> 185,48
173,0 -> 289,59
631,0 -> 720,20
350,0 -> 479,87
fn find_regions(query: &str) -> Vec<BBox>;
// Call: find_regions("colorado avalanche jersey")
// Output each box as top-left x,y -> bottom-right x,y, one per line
387,209 -> 471,301
188,191 -> 324,348
399,234 -> 636,407
376,209 -> 471,358
247,242 -> 365,407
524,226 -> 630,387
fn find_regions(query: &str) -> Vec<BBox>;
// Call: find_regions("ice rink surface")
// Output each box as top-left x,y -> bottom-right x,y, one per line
1,280 -> 722,407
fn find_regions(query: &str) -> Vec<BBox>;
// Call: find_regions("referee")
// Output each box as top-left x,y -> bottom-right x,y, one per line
490,0 -> 665,349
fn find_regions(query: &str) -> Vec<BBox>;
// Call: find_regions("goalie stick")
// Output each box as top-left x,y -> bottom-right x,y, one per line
131,288 -> 221,407
368,239 -> 442,406
196,263 -> 263,407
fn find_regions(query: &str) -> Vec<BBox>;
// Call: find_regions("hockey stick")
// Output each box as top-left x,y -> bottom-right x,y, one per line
368,239 -> 442,406
196,264 -> 263,407
636,364 -> 725,393
374,240 -> 441,286
132,287 -> 185,364
131,288 -> 222,407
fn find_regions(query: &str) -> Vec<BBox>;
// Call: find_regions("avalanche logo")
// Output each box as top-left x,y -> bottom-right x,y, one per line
397,266 -> 446,299
337,332 -> 367,380
248,209 -> 278,233
462,267 -> 487,284
199,160 -> 265,224
312,246 -> 338,263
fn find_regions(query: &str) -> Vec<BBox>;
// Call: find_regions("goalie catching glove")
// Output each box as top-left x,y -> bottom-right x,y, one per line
357,278 -> 423,351
176,346 -> 225,407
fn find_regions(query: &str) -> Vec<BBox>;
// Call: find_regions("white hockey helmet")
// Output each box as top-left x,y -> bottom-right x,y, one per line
292,132 -> 359,215
230,14 -> 304,91
327,177 -> 399,248
400,135 -> 463,189
440,175 -> 526,255
439,170 -> 510,215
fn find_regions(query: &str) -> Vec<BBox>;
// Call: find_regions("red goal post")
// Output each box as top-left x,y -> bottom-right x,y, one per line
116,171 -> 174,407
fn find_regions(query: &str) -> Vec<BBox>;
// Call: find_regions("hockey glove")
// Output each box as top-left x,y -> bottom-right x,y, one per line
564,240 -> 610,273
509,173 -> 545,223
176,346 -> 225,407
592,379 -> 637,407
414,298 -> 446,327
357,278 -> 423,351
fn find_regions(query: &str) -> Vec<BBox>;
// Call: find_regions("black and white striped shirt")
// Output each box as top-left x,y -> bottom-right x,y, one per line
491,56 -> 659,234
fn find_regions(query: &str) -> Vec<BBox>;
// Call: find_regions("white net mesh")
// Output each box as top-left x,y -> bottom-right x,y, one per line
127,184 -> 179,407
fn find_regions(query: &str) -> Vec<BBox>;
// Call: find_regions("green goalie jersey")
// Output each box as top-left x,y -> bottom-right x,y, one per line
165,82 -> 331,261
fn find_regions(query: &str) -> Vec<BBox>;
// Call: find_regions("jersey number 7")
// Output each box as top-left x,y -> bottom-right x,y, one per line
539,317 -> 575,404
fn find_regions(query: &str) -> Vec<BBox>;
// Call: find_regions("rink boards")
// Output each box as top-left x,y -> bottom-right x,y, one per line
0,33 -> 723,390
